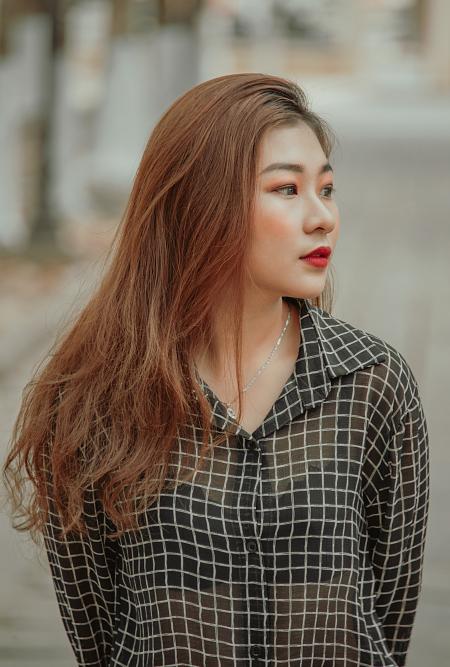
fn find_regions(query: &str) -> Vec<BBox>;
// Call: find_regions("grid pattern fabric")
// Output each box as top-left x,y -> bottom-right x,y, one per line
43,297 -> 430,666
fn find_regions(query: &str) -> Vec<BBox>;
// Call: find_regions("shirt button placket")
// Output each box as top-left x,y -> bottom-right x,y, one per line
241,436 -> 266,666
250,643 -> 265,663
246,539 -> 257,553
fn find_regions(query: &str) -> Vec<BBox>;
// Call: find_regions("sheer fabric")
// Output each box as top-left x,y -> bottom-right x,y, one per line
43,297 -> 430,666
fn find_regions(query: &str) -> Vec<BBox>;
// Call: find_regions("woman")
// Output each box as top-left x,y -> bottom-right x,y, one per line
3,73 -> 429,666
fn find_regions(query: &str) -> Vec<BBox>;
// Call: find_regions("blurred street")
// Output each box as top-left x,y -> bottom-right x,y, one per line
0,259 -> 99,666
1,0 -> 449,665
1,84 -> 449,665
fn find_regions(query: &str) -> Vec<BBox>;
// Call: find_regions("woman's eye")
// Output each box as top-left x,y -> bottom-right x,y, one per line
276,184 -> 336,198
277,185 -> 297,196
322,185 -> 336,198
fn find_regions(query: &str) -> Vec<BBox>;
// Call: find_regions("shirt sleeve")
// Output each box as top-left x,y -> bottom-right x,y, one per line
363,375 -> 430,666
43,481 -> 118,666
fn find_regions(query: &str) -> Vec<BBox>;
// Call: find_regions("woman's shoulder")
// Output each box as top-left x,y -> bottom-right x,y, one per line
308,302 -> 422,417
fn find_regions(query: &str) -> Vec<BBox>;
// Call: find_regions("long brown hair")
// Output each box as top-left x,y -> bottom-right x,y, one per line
2,73 -> 336,541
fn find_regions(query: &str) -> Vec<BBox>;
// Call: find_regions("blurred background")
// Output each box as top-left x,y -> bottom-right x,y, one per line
0,0 -> 449,665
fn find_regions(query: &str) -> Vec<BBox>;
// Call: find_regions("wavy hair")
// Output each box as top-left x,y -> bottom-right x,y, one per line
3,72 -> 337,540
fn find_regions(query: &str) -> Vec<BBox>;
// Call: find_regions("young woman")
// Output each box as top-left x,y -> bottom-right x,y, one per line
3,73 -> 429,667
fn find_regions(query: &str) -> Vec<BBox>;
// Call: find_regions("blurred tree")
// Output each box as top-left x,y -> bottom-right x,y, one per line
413,0 -> 428,45
0,0 -> 8,55
423,0 -> 450,91
111,0 -> 159,35
111,0 -> 128,36
0,1 -> 92,258
25,0 -> 64,254
156,0 -> 203,109
158,0 -> 203,25
7,0 -> 72,257
110,0 -> 202,33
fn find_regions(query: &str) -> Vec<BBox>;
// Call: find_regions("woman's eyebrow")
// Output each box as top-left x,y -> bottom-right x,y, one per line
259,162 -> 333,176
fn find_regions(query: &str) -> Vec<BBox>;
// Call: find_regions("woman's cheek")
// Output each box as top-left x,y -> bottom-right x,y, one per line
253,193 -> 299,242
329,215 -> 340,248
259,204 -> 296,240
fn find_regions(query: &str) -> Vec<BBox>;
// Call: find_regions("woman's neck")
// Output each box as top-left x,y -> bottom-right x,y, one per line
195,297 -> 299,389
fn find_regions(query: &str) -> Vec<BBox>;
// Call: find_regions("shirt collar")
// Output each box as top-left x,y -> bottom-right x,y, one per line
289,296 -> 387,415
299,297 -> 387,384
196,297 -> 387,439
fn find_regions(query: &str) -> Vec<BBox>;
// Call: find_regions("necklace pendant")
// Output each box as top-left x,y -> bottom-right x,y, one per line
226,405 -> 236,419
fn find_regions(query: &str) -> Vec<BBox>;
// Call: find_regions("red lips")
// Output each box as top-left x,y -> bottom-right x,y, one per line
300,246 -> 332,259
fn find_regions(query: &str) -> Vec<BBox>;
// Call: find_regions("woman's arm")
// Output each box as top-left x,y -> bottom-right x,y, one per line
43,481 -> 118,666
363,371 -> 430,666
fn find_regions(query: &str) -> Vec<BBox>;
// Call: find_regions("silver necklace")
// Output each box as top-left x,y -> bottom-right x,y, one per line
197,302 -> 291,420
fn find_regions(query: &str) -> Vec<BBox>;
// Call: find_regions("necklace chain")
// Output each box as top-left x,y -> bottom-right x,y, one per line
195,302 -> 292,420
240,303 -> 291,394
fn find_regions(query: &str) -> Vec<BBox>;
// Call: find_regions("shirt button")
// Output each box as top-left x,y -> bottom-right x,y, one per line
246,540 -> 257,553
250,645 -> 263,658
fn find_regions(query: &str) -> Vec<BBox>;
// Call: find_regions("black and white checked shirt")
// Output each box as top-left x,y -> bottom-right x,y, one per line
43,296 -> 430,667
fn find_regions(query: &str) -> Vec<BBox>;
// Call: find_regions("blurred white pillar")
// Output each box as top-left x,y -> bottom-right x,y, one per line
157,21 -> 200,110
0,14 -> 49,249
90,5 -> 201,209
89,30 -> 163,208
198,3 -> 235,79
51,0 -> 124,222
233,0 -> 273,35
0,57 -> 25,248
332,0 -> 367,76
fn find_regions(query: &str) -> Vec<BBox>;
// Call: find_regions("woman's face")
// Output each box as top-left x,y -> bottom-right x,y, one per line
248,121 -> 340,300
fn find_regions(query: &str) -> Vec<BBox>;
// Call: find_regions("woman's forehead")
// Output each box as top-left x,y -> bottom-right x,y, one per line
258,125 -> 328,174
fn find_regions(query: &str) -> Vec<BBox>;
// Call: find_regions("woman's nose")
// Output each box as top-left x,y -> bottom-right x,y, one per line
303,201 -> 336,234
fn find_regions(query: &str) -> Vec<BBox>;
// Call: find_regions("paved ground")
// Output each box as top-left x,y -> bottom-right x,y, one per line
0,261 -> 98,666
328,91 -> 450,667
1,76 -> 449,666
